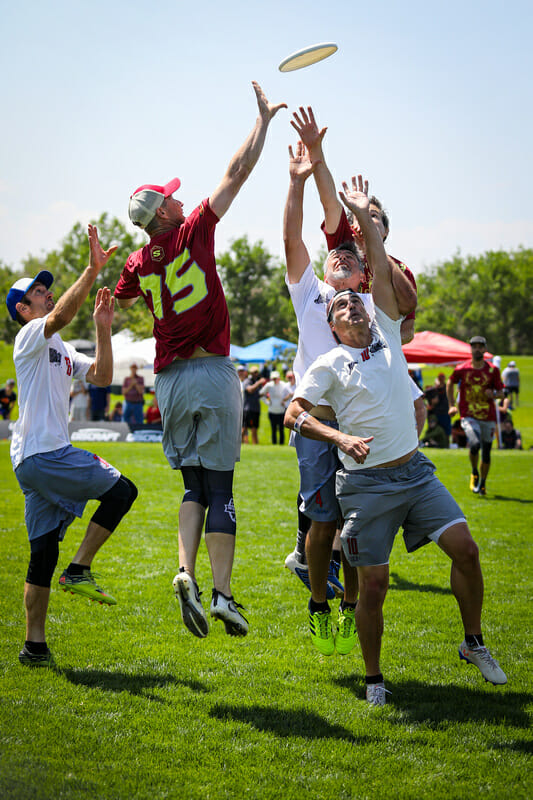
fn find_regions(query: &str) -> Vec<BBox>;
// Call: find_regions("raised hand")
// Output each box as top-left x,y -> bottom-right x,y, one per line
88,224 -> 118,273
288,141 -> 317,182
290,106 -> 326,151
93,286 -> 115,330
339,174 -> 370,215
252,81 -> 287,122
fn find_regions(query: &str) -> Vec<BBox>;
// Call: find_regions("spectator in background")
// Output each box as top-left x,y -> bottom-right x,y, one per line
424,372 -> 450,443
0,378 -> 17,419
110,402 -> 123,422
500,419 -> 522,450
501,360 -> 520,408
88,384 -> 111,421
421,414 -> 449,449
243,367 -> 266,445
122,363 -> 145,425
260,370 -> 292,445
69,379 -> 89,421
236,365 -> 249,443
451,419 -> 467,448
145,394 -> 162,427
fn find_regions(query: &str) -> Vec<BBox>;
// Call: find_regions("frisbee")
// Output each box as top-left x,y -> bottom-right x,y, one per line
278,42 -> 338,73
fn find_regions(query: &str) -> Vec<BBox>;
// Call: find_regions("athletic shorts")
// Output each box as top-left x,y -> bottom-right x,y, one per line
155,356 -> 242,471
337,450 -> 466,567
294,420 -> 340,523
15,445 -> 120,543
461,417 -> 495,448
243,410 -> 260,429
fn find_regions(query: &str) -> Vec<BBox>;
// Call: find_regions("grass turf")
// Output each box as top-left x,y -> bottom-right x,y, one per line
0,442 -> 532,800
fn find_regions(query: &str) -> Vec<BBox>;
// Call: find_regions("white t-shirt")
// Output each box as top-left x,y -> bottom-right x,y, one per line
295,306 -> 419,470
11,316 -> 93,469
260,380 -> 292,414
285,263 -> 375,393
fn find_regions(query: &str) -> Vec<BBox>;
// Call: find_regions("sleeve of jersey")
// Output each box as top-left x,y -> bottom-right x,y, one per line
13,317 -> 48,361
374,305 -> 402,343
67,345 -> 94,381
320,211 -> 353,250
293,355 -> 334,408
492,367 -> 504,391
114,254 -> 141,299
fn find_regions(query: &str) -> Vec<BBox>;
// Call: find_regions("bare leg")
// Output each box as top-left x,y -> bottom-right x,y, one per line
72,521 -> 112,566
354,565 -> 389,676
438,522 -> 483,635
251,426 -> 259,445
306,520 -> 337,603
480,461 -> 490,484
178,500 -> 205,579
469,449 -> 479,474
24,583 -> 50,642
342,556 -> 359,604
205,532 -> 235,596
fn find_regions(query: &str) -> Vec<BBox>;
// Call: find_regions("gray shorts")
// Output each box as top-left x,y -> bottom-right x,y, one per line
461,417 -> 495,448
337,450 -> 466,567
15,445 -> 120,543
155,356 -> 242,471
295,420 -> 340,523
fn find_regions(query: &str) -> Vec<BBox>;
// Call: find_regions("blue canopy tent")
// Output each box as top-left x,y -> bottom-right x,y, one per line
229,343 -> 249,360
236,336 -> 297,363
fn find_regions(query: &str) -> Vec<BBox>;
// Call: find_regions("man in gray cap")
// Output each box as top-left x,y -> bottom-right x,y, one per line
115,82 -> 286,640
6,225 -> 137,668
447,336 -> 505,496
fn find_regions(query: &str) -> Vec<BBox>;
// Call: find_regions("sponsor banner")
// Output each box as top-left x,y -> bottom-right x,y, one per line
0,421 -> 163,443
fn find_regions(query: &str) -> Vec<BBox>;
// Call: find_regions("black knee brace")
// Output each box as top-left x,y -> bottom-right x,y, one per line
182,466 -> 208,507
91,475 -> 138,532
481,441 -> 492,464
203,469 -> 237,536
26,527 -> 61,587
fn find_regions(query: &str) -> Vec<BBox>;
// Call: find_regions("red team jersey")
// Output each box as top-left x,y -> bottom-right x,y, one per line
321,212 -> 417,321
115,200 -> 230,373
448,360 -> 503,422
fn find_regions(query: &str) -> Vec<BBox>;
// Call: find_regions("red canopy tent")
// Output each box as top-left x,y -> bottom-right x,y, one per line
402,331 -> 492,365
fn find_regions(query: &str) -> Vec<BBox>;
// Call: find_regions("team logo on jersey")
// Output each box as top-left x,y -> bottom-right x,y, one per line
225,497 -> 236,522
151,245 -> 165,262
199,202 -> 205,216
314,291 -> 328,305
49,348 -> 62,365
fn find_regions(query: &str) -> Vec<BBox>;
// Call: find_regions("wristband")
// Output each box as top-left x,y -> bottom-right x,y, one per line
294,411 -> 310,433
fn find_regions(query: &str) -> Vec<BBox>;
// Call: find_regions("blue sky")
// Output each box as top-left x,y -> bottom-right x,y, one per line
1,0 -> 532,276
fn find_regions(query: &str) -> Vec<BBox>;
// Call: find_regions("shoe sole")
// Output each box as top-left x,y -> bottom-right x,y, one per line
210,609 -> 248,637
59,583 -> 116,605
174,577 -> 208,638
458,650 -> 507,685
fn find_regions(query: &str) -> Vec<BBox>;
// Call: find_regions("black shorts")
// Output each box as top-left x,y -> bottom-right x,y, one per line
243,410 -> 260,429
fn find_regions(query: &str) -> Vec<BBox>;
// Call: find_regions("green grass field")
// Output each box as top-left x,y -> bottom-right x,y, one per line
1,440 -> 532,799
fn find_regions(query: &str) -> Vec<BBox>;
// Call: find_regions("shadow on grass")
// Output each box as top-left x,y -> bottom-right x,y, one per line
210,703 -> 364,743
389,571 -> 452,595
62,668 -> 208,701
334,674 -> 531,731
491,495 -> 533,504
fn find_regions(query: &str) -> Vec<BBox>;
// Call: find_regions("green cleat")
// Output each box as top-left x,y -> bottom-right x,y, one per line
309,605 -> 334,656
19,645 -> 55,668
335,605 -> 357,655
59,569 -> 117,605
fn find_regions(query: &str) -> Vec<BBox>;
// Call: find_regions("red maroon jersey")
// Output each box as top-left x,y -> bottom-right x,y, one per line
115,200 -> 230,372
448,360 -> 504,422
321,212 -> 417,321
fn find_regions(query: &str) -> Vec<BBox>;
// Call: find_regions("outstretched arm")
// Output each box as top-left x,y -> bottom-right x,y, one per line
209,82 -> 287,220
85,287 -> 115,387
291,106 -> 342,234
339,176 -> 399,319
283,142 -> 316,284
44,224 -> 117,338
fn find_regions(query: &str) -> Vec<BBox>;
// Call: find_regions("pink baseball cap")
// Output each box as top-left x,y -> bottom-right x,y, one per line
128,178 -> 181,229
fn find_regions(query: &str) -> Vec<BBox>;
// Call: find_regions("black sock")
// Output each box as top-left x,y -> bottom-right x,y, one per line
365,673 -> 384,685
309,599 -> 330,613
67,563 -> 90,576
472,468 -> 479,477
466,634 -> 484,648
24,640 -> 48,654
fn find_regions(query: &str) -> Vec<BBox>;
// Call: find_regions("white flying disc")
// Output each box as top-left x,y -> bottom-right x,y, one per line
278,42 -> 338,73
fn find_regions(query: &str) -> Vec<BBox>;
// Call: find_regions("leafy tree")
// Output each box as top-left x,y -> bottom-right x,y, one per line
15,214 -> 149,342
217,236 -> 298,345
415,248 -> 533,354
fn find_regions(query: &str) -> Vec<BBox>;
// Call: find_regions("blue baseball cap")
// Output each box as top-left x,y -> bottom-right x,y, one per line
6,271 -> 54,321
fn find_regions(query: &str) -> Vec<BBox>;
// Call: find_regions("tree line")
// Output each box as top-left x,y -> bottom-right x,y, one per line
1,214 -> 531,354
